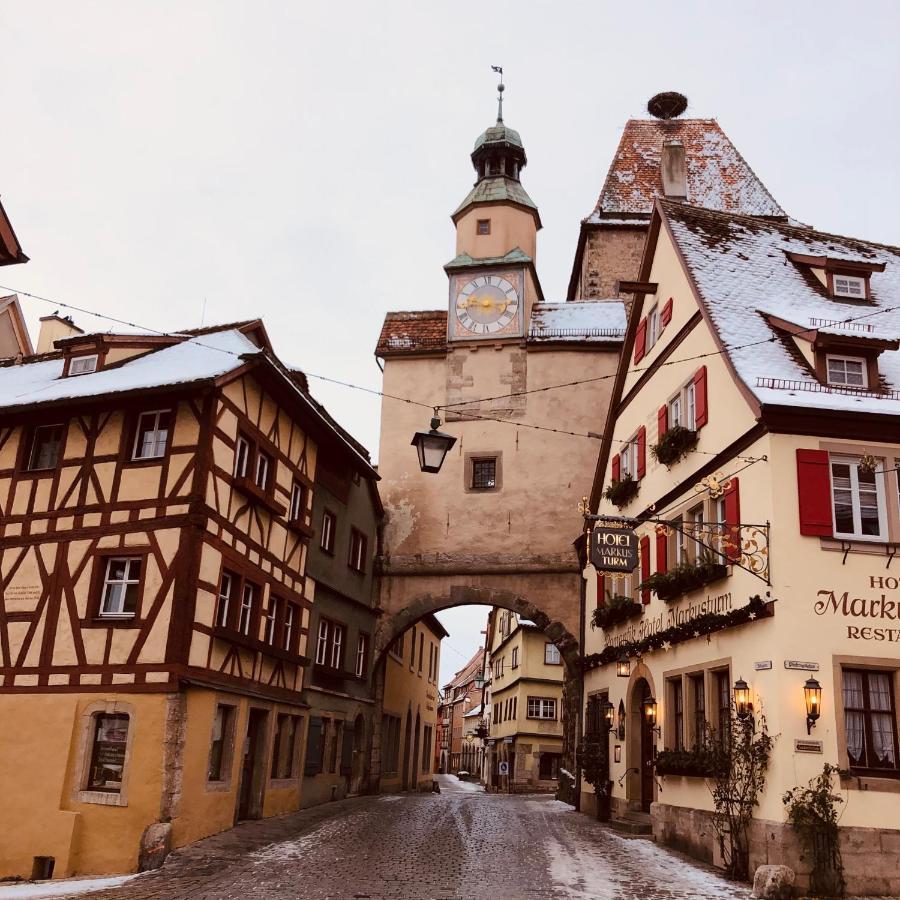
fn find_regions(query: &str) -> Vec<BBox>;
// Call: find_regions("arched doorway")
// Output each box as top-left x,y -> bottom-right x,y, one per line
629,676 -> 656,813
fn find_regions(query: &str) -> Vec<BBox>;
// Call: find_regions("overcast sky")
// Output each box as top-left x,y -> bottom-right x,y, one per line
2,2 -> 898,679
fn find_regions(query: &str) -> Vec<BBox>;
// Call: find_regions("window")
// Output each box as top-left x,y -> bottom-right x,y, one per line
511,697 -> 517,719
687,505 -> 705,563
264,595 -> 280,645
238,582 -> 256,636
826,355 -> 867,388
254,451 -> 271,491
715,669 -> 731,738
619,440 -> 638,479
428,643 -> 435,681
511,647 -> 519,669
234,435 -> 251,478
843,669 -> 898,773
471,458 -> 497,490
527,697 -> 557,720
99,557 -> 142,617
216,571 -> 236,628
389,632 -> 404,659
494,657 -> 503,679
315,618 -> 345,669
539,753 -> 560,780
833,274 -> 866,298
69,354 -> 98,376
668,393 -> 682,428
422,725 -> 433,772
476,218 -> 491,235
283,603 -> 298,652
646,305 -> 661,350
26,424 -> 64,471
544,643 -> 561,666
305,717 -> 325,776
673,515 -> 686,566
669,383 -> 696,431
208,704 -> 235,781
831,456 -> 887,539
289,482 -> 307,522
671,678 -> 684,750
271,713 -> 302,779
356,633 -> 369,678
87,713 -> 130,792
132,410 -> 171,460
418,631 -> 424,673
348,528 -> 367,573
320,509 -> 336,554
381,714 -> 401,774
410,626 -> 417,669
691,674 -> 706,748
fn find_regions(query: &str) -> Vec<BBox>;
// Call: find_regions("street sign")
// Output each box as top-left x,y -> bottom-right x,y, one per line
590,526 -> 639,573
498,761 -> 509,775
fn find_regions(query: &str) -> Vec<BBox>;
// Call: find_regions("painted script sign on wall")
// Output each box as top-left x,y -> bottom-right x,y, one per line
590,527 -> 639,573
815,576 -> 900,644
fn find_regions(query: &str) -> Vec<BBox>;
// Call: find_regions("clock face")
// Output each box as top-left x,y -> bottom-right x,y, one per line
452,273 -> 521,338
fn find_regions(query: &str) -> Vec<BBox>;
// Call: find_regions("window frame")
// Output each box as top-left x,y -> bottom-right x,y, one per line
24,423 -> 65,473
207,703 -> 236,783
670,677 -> 685,751
646,304 -> 660,350
544,643 -> 561,666
511,646 -> 519,669
98,556 -> 144,620
842,667 -> 899,777
825,354 -> 868,388
289,481 -> 307,523
234,434 -> 252,479
315,617 -> 346,671
216,570 -> 236,629
471,457 -> 497,491
270,712 -> 302,781
832,273 -> 866,299
68,353 -> 99,376
320,508 -> 337,554
86,712 -> 131,794
131,409 -> 173,461
526,696 -> 557,720
476,218 -> 491,235
355,632 -> 369,678
830,454 -> 888,542
238,581 -> 257,637
348,527 -> 367,573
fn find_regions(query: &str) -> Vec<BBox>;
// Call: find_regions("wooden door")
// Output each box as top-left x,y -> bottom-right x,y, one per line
238,708 -> 268,821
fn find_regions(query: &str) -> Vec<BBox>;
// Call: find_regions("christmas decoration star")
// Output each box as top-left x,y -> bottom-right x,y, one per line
693,630 -> 700,638
662,641 -> 672,652
748,611 -> 757,620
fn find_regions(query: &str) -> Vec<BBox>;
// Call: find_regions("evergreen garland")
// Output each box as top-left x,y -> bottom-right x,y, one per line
583,594 -> 771,670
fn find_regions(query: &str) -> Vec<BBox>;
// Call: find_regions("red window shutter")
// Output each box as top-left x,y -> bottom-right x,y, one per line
611,453 -> 621,483
661,297 -> 673,327
694,366 -> 708,428
656,530 -> 668,574
657,405 -> 668,439
597,573 -> 606,608
723,477 -> 741,562
637,427 -> 647,479
634,318 -> 647,363
640,535 -> 651,604
796,449 -> 833,536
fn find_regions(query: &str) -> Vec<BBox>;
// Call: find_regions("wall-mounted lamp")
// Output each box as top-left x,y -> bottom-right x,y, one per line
733,677 -> 753,722
615,652 -> 631,678
642,696 -> 661,738
601,699 -> 615,732
411,411 -> 457,474
804,677 -> 822,734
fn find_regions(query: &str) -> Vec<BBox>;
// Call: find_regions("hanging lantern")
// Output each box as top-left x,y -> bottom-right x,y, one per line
804,677 -> 822,734
733,677 -> 752,721
411,412 -> 457,474
616,652 -> 631,678
642,695 -> 658,729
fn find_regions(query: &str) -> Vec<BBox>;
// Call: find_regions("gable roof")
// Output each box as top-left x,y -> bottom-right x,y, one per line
0,295 -> 34,356
0,196 -> 27,266
587,119 -> 786,223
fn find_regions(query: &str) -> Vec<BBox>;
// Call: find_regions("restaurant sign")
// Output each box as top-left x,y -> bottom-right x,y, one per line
590,526 -> 639,573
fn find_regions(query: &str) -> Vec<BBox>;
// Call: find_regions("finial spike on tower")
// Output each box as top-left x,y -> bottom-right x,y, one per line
491,65 -> 504,123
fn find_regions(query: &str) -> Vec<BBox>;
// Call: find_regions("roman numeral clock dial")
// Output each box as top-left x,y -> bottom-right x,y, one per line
452,273 -> 521,339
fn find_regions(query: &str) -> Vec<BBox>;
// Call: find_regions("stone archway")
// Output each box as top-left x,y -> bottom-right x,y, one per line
370,584 -> 583,802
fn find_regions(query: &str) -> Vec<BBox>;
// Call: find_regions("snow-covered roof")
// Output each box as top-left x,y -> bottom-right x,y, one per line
587,119 -> 786,223
528,301 -> 626,344
662,200 -> 900,415
463,704 -> 483,718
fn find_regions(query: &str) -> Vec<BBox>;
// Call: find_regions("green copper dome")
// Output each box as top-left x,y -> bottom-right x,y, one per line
473,123 -> 523,152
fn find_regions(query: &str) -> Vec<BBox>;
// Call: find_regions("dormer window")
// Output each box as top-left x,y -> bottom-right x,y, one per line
826,355 -> 867,388
833,275 -> 866,299
68,354 -> 98,376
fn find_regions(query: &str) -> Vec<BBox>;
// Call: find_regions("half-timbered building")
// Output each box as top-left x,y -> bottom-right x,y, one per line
0,318 -> 377,879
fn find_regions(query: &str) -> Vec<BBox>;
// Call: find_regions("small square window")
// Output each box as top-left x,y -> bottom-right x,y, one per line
69,354 -> 98,376
100,557 -> 142,617
826,355 -> 867,388
27,424 -> 64,471
833,275 -> 866,299
544,643 -> 561,666
471,458 -> 497,490
87,713 -> 130,792
133,410 -> 171,460
476,219 -> 491,235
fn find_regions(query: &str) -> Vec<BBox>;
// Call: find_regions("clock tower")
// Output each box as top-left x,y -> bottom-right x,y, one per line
446,88 -> 543,343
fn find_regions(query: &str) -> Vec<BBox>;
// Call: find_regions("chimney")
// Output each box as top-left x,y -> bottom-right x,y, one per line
37,313 -> 83,354
661,140 -> 687,199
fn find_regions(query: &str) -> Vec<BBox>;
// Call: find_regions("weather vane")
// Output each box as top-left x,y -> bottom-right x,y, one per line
491,65 -> 504,123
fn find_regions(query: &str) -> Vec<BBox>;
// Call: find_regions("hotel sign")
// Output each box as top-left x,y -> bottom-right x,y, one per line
590,527 -> 639,573
814,576 -> 900,644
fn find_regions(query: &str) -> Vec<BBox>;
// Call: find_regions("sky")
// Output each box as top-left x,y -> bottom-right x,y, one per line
2,1 -> 898,681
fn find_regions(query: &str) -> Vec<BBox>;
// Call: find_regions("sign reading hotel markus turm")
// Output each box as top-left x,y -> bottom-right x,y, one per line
590,526 -> 639,573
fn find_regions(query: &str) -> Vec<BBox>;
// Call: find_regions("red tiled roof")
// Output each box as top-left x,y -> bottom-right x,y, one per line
587,119 -> 785,222
376,310 -> 448,357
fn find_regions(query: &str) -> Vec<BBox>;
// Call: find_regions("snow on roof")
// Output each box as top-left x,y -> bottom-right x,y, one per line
463,704 -> 483,718
0,328 -> 256,413
587,119 -> 786,223
528,301 -> 627,344
662,201 -> 900,415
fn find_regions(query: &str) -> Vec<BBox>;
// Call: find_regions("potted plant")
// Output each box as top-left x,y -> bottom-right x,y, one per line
655,745 -> 718,777
603,474 -> 639,508
651,425 -> 699,467
639,553 -> 728,602
592,594 -> 643,630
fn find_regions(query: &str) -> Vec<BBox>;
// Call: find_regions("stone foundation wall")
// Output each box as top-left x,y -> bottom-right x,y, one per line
653,802 -> 900,897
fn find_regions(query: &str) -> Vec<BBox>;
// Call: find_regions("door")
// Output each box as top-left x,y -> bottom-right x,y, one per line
401,710 -> 412,790
639,682 -> 655,813
411,712 -> 421,791
349,714 -> 366,795
238,708 -> 268,821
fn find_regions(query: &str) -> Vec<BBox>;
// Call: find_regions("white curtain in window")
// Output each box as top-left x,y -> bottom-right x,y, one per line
842,671 -> 865,764
869,672 -> 896,766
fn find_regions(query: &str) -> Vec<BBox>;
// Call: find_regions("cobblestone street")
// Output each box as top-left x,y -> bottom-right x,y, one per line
58,779 -> 753,900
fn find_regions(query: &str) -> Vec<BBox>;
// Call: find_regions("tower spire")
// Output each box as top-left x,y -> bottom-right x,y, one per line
491,65 -> 504,124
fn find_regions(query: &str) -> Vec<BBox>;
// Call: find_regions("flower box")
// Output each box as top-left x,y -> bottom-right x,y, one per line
604,475 -> 639,509
592,596 -> 644,630
655,747 -> 718,778
639,559 -> 728,602
651,425 -> 699,468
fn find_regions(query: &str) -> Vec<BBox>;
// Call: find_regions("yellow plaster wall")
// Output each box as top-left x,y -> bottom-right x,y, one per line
455,204 -> 537,261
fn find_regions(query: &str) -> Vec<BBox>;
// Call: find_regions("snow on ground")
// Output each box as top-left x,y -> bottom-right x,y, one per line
0,875 -> 135,899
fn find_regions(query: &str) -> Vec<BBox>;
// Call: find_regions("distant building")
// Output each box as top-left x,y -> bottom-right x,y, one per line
379,615 -> 446,792
441,647 -> 484,773
486,609 -> 564,792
